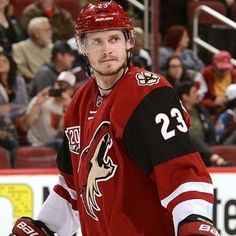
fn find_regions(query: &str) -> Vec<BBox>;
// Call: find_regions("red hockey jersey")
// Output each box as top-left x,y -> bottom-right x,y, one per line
39,66 -> 214,236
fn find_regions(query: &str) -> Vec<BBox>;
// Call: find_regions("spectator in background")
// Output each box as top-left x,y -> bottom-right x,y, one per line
0,51 -> 28,120
0,0 -> 25,53
29,40 -> 75,97
164,55 -> 197,86
215,84 -> 236,144
216,0 -> 235,18
67,37 -> 89,88
0,50 -> 28,162
225,0 -> 235,6
12,17 -> 53,82
131,27 -> 152,70
176,81 -> 231,167
22,71 -> 76,151
159,25 -> 204,74
131,54 -> 147,68
218,0 -> 235,7
200,50 -> 236,117
165,55 -> 208,99
0,113 -> 18,167
20,0 -> 74,42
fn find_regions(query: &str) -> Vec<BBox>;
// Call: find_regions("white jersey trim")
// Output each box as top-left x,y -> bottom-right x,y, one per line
161,182 -> 213,208
172,199 -> 213,236
37,190 -> 80,236
58,174 -> 77,200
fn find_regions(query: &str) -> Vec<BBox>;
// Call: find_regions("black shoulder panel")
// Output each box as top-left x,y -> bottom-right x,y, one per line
56,133 -> 73,174
123,86 -> 197,174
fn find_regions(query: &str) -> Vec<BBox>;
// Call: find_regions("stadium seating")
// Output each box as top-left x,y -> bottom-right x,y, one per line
0,147 -> 11,169
15,146 -> 57,169
188,0 -> 227,25
188,0 -> 229,64
13,116 -> 29,145
211,145 -> 236,166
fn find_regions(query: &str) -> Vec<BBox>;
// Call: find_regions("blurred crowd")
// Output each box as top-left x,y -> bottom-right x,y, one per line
0,0 -> 236,168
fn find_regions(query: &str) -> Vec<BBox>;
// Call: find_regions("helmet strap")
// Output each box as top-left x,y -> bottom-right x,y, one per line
84,55 -> 92,77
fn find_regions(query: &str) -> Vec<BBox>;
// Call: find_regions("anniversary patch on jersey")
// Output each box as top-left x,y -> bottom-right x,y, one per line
135,71 -> 160,86
65,126 -> 81,154
79,121 -> 117,221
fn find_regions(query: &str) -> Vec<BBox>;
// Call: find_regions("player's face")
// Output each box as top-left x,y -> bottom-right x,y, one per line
85,30 -> 128,76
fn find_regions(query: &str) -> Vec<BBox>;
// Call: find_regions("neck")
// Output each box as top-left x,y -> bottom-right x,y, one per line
32,39 -> 45,49
175,45 -> 184,54
214,70 -> 230,77
0,74 -> 8,86
98,89 -> 112,97
94,67 -> 127,96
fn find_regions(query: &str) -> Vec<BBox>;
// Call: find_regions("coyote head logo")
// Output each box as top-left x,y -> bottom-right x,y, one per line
79,122 -> 117,220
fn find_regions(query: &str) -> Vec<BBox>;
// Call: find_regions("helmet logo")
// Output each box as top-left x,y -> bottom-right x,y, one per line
95,17 -> 113,22
98,3 -> 109,9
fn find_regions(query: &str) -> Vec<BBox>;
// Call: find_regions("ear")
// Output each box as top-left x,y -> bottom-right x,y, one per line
126,39 -> 134,50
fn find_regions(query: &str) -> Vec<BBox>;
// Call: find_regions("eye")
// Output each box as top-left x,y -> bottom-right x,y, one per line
87,38 -> 101,47
110,36 -> 120,43
92,39 -> 101,45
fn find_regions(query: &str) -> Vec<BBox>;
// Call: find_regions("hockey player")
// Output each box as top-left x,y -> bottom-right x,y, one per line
11,1 -> 219,236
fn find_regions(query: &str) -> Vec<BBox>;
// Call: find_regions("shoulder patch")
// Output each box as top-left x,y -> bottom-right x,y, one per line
65,126 -> 81,154
135,72 -> 160,86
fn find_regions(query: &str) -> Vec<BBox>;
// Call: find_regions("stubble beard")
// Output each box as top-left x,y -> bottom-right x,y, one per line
93,59 -> 126,77
96,65 -> 124,76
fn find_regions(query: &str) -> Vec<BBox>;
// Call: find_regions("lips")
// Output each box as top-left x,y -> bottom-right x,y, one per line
100,58 -> 116,63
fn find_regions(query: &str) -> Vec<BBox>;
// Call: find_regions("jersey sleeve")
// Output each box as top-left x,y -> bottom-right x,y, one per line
122,86 -> 214,234
37,134 -> 80,235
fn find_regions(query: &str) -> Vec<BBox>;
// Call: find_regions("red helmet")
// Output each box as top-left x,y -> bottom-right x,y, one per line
75,1 -> 133,37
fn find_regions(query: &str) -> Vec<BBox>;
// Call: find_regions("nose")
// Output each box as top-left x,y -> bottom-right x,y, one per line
102,41 -> 112,55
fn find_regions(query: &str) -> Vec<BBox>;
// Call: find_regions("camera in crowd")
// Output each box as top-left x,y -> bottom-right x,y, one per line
48,88 -> 64,97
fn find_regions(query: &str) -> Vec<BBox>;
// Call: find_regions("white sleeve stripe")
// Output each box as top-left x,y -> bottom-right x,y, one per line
38,191 -> 80,236
172,199 -> 213,236
58,175 -> 77,200
161,182 -> 213,208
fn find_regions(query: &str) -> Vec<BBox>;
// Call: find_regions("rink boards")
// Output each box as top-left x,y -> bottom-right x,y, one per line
0,167 -> 235,236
